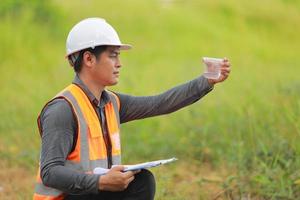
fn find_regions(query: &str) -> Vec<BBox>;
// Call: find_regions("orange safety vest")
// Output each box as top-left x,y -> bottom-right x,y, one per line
33,84 -> 121,200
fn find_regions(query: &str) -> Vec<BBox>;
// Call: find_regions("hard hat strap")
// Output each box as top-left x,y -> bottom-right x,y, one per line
68,52 -> 80,67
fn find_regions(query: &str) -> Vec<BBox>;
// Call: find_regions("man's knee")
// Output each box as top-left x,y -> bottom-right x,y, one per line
137,169 -> 156,189
126,169 -> 156,200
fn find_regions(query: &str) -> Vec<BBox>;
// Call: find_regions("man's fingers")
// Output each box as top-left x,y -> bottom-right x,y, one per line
123,172 -> 135,189
221,67 -> 231,74
123,176 -> 134,190
123,171 -> 135,179
126,176 -> 135,185
209,57 -> 231,84
111,165 -> 124,172
132,170 -> 141,175
222,61 -> 230,67
222,58 -> 230,67
223,72 -> 230,77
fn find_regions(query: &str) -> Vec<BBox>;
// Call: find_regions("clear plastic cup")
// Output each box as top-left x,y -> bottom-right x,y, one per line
202,57 -> 223,79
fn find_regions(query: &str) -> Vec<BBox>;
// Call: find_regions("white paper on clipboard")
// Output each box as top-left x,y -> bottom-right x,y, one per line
93,157 -> 178,175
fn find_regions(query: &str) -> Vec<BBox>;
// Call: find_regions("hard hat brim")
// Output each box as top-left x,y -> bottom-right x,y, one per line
119,44 -> 132,50
65,43 -> 132,58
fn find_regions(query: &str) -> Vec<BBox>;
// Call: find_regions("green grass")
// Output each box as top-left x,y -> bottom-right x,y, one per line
0,0 -> 300,199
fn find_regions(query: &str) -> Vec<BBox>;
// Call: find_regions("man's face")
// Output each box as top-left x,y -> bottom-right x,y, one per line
91,46 -> 122,86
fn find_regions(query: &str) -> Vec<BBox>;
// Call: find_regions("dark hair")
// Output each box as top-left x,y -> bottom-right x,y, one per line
72,45 -> 108,73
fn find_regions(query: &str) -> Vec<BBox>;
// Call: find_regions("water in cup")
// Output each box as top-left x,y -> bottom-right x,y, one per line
202,57 -> 223,79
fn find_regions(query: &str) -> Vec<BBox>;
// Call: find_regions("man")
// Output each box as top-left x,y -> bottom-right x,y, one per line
33,18 -> 231,200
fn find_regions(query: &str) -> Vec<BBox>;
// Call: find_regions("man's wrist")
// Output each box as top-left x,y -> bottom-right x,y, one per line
207,78 -> 216,86
98,175 -> 106,191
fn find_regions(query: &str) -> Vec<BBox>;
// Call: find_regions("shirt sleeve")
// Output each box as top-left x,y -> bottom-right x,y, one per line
39,99 -> 100,194
117,75 -> 214,123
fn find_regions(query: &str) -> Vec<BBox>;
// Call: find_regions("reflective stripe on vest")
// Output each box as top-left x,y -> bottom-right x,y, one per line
33,84 -> 121,200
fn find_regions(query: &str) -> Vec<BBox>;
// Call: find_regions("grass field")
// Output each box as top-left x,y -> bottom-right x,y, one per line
0,0 -> 300,199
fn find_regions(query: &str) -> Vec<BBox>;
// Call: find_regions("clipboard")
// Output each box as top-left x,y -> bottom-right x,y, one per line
93,157 -> 178,175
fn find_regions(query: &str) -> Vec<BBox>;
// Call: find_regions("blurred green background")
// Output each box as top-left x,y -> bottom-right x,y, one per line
0,0 -> 300,199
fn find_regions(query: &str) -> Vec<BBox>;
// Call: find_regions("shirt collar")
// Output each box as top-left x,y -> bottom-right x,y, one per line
72,74 -> 111,108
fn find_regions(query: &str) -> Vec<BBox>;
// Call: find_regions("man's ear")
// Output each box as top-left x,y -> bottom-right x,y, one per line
82,51 -> 96,68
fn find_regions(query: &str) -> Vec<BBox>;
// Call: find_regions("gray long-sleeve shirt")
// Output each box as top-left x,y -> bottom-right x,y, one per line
39,75 -> 213,195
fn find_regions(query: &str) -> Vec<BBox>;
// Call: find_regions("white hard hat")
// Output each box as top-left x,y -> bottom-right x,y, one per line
66,17 -> 131,57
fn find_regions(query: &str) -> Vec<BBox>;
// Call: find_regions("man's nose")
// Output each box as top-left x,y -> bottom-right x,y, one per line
116,58 -> 122,68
